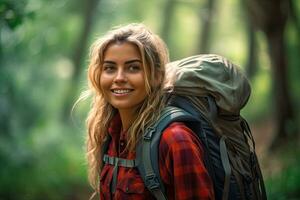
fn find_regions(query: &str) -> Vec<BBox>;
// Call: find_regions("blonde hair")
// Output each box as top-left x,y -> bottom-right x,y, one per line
82,23 -> 169,194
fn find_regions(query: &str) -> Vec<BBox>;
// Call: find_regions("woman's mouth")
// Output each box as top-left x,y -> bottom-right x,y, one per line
111,89 -> 133,94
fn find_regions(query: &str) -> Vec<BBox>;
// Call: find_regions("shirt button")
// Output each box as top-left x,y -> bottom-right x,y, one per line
120,142 -> 124,146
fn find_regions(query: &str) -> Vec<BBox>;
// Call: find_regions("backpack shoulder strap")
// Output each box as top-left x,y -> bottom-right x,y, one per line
136,106 -> 199,200
101,135 -> 112,168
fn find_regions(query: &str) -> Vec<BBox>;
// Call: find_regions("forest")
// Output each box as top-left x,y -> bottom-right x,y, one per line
1,0 -> 300,199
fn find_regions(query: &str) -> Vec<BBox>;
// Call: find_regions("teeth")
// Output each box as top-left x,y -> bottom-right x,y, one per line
113,89 -> 131,94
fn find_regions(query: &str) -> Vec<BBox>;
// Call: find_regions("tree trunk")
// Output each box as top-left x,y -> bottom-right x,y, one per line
160,0 -> 176,47
244,0 -> 297,148
62,0 -> 100,120
266,30 -> 296,146
242,0 -> 258,79
197,0 -> 216,53
245,21 -> 258,78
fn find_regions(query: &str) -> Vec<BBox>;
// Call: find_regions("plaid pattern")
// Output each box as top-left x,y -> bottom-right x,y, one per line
159,122 -> 215,199
99,114 -> 214,199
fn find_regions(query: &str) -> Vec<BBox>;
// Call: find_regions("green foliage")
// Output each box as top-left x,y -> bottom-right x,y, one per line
0,0 -> 30,30
0,123 -> 89,200
265,144 -> 300,199
0,0 -> 91,198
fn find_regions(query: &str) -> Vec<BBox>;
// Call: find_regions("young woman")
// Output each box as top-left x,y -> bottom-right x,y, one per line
84,23 -> 214,199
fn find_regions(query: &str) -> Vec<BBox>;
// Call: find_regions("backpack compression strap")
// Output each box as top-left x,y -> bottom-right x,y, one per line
136,106 -> 200,200
242,119 -> 267,200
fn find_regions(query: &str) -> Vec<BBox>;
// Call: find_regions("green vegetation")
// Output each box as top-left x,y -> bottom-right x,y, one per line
265,144 -> 300,200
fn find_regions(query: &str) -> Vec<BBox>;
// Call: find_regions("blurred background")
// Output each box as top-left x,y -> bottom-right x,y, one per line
0,0 -> 299,199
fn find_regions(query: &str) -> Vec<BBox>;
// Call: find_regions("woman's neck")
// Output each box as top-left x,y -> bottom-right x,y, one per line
118,109 -> 138,132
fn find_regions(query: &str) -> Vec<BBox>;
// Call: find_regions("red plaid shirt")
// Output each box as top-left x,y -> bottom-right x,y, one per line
100,114 -> 214,200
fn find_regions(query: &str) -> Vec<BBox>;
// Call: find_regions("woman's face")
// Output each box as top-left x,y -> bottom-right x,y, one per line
100,42 -> 147,113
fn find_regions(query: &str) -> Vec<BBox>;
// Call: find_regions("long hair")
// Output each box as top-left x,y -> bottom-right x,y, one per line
81,23 -> 169,194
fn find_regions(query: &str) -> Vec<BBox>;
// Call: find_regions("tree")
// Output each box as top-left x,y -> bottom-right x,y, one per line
242,0 -> 258,79
244,0 -> 297,148
160,0 -> 176,48
62,0 -> 101,120
197,0 -> 217,53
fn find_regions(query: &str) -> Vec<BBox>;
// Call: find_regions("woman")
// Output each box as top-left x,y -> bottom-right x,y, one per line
84,23 -> 214,199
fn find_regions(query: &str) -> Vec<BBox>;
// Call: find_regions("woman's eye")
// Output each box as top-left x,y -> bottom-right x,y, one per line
128,65 -> 141,72
103,65 -> 116,73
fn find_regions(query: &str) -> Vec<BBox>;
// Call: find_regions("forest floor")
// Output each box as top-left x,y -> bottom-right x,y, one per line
251,119 -> 277,178
251,118 -> 297,179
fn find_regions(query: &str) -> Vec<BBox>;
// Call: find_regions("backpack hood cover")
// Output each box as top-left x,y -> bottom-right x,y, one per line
165,54 -> 251,114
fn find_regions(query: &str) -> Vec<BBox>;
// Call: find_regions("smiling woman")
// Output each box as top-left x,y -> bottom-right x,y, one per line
80,23 -> 214,200
100,42 -> 147,130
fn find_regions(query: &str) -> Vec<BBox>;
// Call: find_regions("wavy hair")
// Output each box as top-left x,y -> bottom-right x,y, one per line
81,23 -> 169,195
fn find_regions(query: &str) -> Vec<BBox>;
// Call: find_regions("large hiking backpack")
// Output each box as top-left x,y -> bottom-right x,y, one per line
103,54 -> 267,200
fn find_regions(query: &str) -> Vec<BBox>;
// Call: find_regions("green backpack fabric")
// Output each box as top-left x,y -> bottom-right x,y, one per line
103,54 -> 267,200
164,54 -> 251,113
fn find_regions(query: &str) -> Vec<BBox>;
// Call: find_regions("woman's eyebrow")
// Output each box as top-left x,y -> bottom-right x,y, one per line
103,60 -> 115,64
103,59 -> 142,64
125,59 -> 142,64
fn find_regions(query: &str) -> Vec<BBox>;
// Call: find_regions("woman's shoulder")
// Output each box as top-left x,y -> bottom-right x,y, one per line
160,122 -> 199,146
158,121 -> 204,160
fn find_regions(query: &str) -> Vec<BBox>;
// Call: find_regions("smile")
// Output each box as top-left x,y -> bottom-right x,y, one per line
111,89 -> 133,94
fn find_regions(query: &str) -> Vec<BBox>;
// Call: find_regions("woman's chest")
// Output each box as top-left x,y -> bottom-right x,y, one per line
100,138 -> 154,200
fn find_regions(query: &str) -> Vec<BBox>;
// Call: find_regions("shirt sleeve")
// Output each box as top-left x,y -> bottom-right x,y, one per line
159,122 -> 215,200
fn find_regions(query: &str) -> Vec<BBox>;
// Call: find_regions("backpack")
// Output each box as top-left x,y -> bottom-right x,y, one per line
103,54 -> 267,200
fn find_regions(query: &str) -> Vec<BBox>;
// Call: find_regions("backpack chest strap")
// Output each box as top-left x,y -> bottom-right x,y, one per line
103,154 -> 138,167
103,154 -> 138,194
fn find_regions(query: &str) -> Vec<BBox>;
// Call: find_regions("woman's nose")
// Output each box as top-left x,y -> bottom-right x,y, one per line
114,68 -> 127,83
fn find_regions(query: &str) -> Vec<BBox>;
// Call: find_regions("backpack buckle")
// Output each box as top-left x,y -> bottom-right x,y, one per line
145,174 -> 160,190
143,126 -> 156,140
